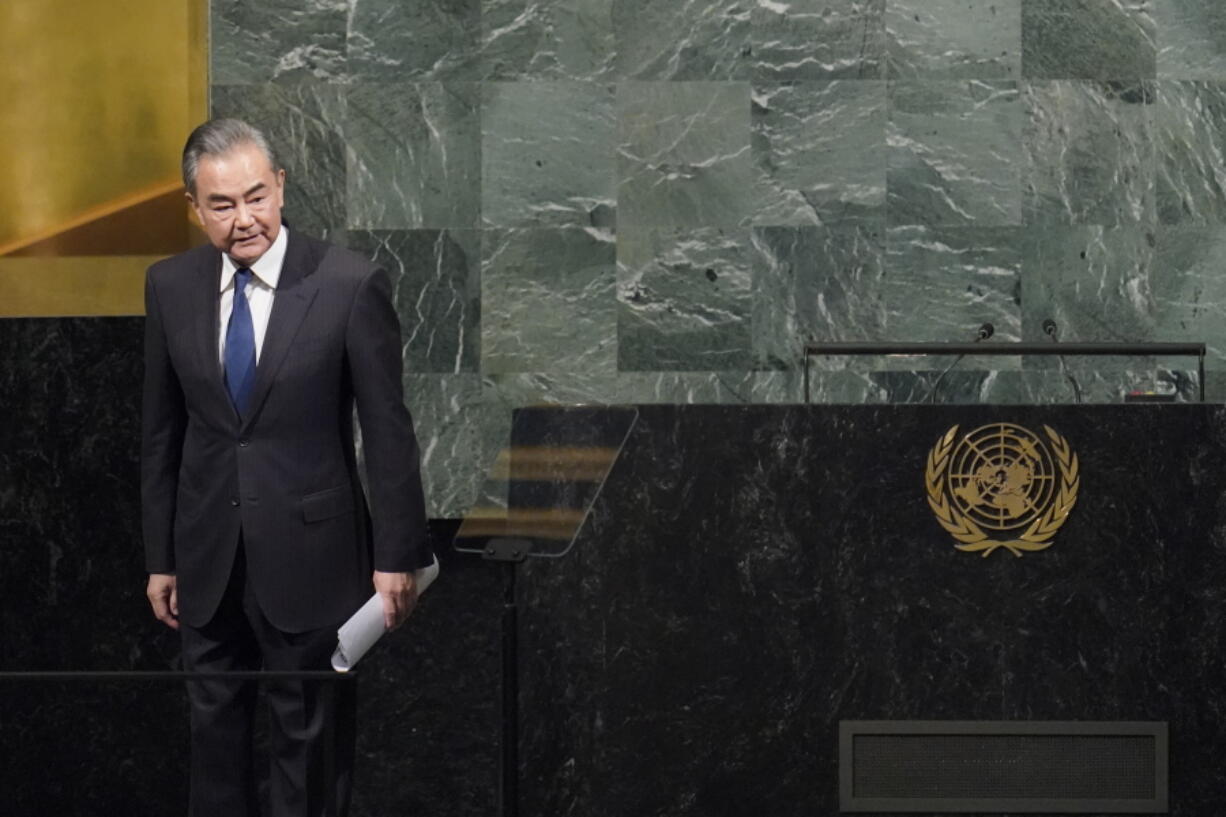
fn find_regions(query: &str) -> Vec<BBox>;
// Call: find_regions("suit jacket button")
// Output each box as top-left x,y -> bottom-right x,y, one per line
230,497 -> 240,507
238,439 -> 250,447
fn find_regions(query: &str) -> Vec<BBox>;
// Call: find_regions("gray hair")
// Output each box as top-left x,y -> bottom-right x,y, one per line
181,118 -> 280,195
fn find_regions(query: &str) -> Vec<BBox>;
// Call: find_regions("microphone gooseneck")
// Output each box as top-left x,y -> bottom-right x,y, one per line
925,323 -> 994,404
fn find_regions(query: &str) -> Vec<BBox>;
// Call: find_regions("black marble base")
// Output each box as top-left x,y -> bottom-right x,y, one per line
519,404 -> 1226,816
0,319 -> 501,816
1,536 -> 501,817
7,321 -> 1225,815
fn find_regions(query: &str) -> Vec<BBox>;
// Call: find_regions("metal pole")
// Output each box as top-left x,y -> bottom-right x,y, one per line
501,561 -> 519,817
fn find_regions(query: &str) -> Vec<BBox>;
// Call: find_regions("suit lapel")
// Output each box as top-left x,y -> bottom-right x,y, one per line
240,230 -> 320,432
192,247 -> 234,417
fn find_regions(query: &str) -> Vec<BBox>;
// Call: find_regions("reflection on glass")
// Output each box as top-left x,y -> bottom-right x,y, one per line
455,406 -> 639,558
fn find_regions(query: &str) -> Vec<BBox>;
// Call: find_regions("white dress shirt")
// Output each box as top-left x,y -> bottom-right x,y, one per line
218,226 -> 288,365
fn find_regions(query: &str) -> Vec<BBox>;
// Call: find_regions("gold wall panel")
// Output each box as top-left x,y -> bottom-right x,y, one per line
0,0 -> 207,316
0,257 -> 156,318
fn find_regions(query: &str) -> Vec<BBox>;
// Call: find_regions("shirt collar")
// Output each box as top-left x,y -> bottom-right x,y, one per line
219,226 -> 289,292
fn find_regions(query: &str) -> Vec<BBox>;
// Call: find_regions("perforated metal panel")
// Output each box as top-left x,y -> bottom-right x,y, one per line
839,721 -> 1167,813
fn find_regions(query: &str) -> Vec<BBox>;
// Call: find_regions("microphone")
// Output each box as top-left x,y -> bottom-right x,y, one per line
1043,318 -> 1083,404
925,323 -> 995,404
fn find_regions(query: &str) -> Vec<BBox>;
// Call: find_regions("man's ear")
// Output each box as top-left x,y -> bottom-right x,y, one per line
185,191 -> 204,226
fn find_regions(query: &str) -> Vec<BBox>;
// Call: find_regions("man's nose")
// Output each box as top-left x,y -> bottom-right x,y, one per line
234,202 -> 255,228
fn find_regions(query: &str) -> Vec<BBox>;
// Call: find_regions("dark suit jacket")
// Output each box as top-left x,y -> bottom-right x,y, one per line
141,230 -> 430,633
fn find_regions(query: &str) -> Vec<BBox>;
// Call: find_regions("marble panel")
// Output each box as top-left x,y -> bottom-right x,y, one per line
752,0 -> 886,81
481,82 -> 616,228
346,230 -> 481,373
887,80 -> 1023,227
613,0 -> 752,80
795,368 -> 879,403
350,543 -> 503,817
211,0 -> 347,84
3,683 -> 189,814
1153,81 -> 1226,225
346,83 -> 481,230
403,375 -> 504,518
751,80 -> 886,226
1153,0 -> 1226,80
211,83 -> 348,241
483,370 -> 802,412
481,227 -> 617,374
801,367 -> 1200,405
990,367 -> 1202,403
617,228 -> 754,371
347,0 -> 481,81
0,318 -> 500,817
797,368 -> 965,403
883,225 -> 1023,369
1021,0 -> 1156,80
615,370 -> 804,403
1204,370 -> 1226,402
482,371 -> 623,408
617,82 -> 753,228
911,368 -> 1197,404
1023,80 -> 1154,227
479,0 -> 615,80
0,319 -> 163,669
751,224 -> 887,370
1151,226 -> 1226,370
886,0 -> 1022,80
520,403 -> 1226,814
1019,224 -> 1156,370
848,368 -> 994,403
517,537 -> 599,817
0,317 -> 186,813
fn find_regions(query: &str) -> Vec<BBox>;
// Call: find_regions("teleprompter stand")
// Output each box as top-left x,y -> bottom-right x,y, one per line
454,406 -> 639,817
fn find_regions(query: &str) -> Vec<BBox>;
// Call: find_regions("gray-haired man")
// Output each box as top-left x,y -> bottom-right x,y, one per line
142,118 -> 431,816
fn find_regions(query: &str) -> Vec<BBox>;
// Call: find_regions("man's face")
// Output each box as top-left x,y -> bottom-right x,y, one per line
187,142 -> 285,267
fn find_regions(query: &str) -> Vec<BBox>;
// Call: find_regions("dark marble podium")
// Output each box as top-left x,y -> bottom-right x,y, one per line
516,404 -> 1226,816
6,390 -> 1226,814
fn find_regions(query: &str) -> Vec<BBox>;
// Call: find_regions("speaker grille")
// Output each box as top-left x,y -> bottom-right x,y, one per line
840,721 -> 1167,813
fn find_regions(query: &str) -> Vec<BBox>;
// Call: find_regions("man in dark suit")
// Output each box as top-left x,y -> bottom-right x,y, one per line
141,118 -> 431,816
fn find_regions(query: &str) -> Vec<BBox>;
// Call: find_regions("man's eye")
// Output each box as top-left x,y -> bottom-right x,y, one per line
214,204 -> 232,212
249,197 -> 264,204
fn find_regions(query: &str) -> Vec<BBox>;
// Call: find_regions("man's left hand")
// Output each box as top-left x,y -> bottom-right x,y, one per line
373,570 -> 418,631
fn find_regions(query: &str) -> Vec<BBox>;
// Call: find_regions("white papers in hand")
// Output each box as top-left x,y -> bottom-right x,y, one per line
330,555 -> 440,672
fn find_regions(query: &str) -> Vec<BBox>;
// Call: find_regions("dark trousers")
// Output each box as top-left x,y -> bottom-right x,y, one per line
179,542 -> 355,817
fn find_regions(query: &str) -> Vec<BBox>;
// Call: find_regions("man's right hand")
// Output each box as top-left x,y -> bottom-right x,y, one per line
147,573 -> 179,630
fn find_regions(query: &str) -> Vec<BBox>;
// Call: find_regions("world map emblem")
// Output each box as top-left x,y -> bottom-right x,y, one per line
925,423 -> 1080,557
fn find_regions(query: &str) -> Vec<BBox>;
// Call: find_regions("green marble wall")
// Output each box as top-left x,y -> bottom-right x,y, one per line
210,0 -> 1226,517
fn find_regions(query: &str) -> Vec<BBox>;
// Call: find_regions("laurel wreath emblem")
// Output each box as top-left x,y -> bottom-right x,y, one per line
925,424 -> 1079,558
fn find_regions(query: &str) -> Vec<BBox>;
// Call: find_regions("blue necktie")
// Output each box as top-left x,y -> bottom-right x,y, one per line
224,268 -> 257,417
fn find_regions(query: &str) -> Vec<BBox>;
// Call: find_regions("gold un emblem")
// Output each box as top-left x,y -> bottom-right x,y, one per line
925,423 -> 1079,557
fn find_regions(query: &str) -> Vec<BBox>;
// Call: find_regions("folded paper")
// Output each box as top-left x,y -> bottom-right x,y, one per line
331,555 -> 440,672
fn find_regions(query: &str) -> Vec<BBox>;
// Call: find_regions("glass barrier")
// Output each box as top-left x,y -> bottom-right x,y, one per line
454,405 -> 639,559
